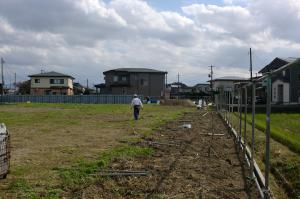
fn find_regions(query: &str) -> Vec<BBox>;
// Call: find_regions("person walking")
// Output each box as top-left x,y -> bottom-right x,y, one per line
131,94 -> 143,120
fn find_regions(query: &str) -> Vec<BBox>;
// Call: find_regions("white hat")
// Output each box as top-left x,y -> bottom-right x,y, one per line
133,94 -> 137,97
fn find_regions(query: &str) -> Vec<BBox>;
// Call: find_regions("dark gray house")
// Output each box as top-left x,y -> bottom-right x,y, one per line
102,68 -> 167,97
259,57 -> 300,104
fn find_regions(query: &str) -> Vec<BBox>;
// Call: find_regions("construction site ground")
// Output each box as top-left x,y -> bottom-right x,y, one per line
71,110 -> 261,199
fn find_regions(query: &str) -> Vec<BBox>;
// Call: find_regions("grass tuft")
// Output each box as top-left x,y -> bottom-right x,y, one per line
56,145 -> 154,191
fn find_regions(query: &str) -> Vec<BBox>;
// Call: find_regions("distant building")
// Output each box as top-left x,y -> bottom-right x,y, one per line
94,83 -> 106,94
29,71 -> 74,95
73,82 -> 85,95
259,57 -> 300,104
167,82 -> 192,99
102,68 -> 167,97
193,83 -> 210,94
210,76 -> 248,92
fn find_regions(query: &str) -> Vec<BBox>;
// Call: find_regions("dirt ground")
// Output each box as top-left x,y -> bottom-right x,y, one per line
70,110 -> 261,199
0,104 -> 190,198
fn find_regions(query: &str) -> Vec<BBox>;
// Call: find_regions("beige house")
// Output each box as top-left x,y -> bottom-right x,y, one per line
29,71 -> 74,95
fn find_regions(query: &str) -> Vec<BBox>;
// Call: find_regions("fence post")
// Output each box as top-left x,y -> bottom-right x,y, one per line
244,86 -> 247,155
225,91 -> 227,121
231,89 -> 234,128
264,73 -> 271,199
250,82 -> 256,178
238,85 -> 242,148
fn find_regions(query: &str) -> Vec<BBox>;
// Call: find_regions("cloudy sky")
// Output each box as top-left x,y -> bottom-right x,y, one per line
0,0 -> 299,86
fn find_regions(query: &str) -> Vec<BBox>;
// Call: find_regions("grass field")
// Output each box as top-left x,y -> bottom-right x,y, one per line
252,113 -> 300,153
229,112 -> 300,199
0,103 -> 192,198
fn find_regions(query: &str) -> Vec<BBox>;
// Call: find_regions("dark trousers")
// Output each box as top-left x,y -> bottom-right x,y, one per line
133,105 -> 140,120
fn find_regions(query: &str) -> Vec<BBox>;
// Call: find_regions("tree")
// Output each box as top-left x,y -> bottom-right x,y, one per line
17,80 -> 30,94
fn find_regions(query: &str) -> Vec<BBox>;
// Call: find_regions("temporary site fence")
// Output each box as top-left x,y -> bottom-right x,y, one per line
0,95 -> 141,104
0,124 -> 10,179
214,76 -> 277,199
213,59 -> 300,199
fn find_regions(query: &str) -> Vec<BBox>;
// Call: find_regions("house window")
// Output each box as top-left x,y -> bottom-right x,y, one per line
34,79 -> 40,83
113,76 -> 118,82
282,70 -> 286,77
50,79 -> 64,84
121,76 -> 127,81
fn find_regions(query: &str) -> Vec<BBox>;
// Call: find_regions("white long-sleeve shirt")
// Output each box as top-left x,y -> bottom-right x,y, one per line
131,97 -> 143,107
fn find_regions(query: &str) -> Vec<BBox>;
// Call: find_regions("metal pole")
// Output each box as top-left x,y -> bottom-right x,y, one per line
244,86 -> 247,152
14,72 -> 16,91
250,48 -> 253,80
239,85 -> 242,147
249,47 -> 256,179
209,65 -> 213,104
1,58 -> 4,95
264,73 -> 271,199
226,91 -> 228,120
177,73 -> 180,100
225,91 -> 227,120
250,82 -> 256,178
228,91 -> 232,124
232,89 -> 234,128
228,91 -> 231,136
208,65 -> 214,157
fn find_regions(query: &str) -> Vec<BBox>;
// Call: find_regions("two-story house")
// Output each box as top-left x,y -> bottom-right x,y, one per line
102,68 -> 167,97
259,57 -> 300,104
29,71 -> 74,95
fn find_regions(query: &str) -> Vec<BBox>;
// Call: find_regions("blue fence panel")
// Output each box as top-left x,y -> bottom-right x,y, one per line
0,95 -> 138,104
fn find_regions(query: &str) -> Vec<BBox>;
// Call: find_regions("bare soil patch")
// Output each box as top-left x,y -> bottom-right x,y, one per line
71,111 -> 260,199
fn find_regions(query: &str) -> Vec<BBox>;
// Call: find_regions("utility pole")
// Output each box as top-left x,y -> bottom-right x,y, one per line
208,65 -> 214,157
209,65 -> 213,90
165,71 -> 168,88
14,73 -> 16,90
86,78 -> 89,89
250,48 -> 253,81
177,73 -> 180,100
208,65 -> 214,103
1,58 -> 5,95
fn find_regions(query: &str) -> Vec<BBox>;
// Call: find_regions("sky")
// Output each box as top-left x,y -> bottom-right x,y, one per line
0,0 -> 299,87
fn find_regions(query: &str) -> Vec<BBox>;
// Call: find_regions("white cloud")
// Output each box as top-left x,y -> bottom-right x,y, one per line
0,0 -> 299,86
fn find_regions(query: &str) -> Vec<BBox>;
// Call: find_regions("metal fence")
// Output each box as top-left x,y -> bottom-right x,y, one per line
215,79 -> 273,199
0,95 -> 140,104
